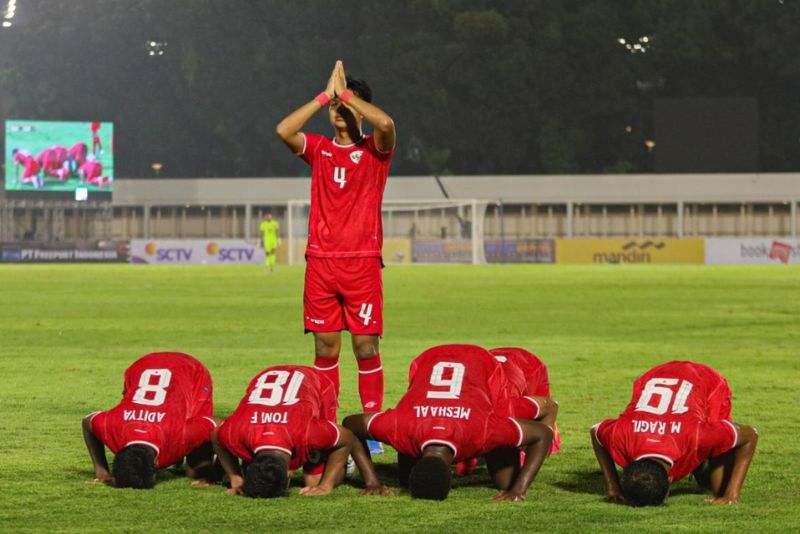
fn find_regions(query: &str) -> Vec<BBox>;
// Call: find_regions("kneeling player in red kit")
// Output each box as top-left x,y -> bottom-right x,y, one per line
591,360 -> 758,506
82,352 -> 218,489
344,344 -> 554,501
213,365 -> 387,498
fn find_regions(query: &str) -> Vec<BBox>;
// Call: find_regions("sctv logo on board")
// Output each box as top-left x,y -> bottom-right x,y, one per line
145,242 -> 193,262
206,242 -> 255,262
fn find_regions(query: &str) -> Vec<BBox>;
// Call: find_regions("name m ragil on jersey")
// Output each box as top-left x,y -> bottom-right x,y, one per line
413,405 -> 471,420
123,410 -> 165,423
250,411 -> 289,424
632,419 -> 682,435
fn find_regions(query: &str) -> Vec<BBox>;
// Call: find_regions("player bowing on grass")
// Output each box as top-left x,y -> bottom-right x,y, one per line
344,344 -> 554,501
490,347 -> 562,454
276,60 -> 396,454
591,361 -> 758,506
82,352 -> 218,489
213,365 -> 388,498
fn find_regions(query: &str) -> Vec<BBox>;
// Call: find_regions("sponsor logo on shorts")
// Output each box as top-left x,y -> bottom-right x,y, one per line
307,317 -> 325,325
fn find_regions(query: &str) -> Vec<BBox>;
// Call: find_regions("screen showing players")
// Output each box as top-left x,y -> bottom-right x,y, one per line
5,120 -> 114,193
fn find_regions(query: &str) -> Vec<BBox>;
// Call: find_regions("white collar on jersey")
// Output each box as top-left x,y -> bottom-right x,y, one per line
332,133 -> 364,148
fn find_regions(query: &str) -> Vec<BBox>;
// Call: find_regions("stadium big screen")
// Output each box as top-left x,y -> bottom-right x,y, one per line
5,120 -> 114,195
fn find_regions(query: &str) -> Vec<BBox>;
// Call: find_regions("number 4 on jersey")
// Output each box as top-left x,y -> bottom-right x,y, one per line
333,167 -> 346,189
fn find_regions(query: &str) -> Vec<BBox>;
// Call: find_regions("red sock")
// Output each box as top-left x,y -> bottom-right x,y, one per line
357,355 -> 384,412
314,355 -> 340,398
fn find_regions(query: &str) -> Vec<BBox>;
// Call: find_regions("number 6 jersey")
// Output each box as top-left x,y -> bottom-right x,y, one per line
216,366 -> 340,470
594,360 -> 738,481
367,344 -> 522,462
88,352 -> 215,468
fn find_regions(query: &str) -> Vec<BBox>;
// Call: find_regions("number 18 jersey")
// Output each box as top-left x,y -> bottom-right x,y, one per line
594,361 -> 737,481
300,133 -> 394,258
89,352 -> 215,468
216,366 -> 340,470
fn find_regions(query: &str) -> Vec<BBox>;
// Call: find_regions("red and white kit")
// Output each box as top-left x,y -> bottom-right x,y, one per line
216,366 -> 340,471
88,352 -> 215,468
300,133 -> 393,334
594,361 -> 737,481
368,345 -> 522,462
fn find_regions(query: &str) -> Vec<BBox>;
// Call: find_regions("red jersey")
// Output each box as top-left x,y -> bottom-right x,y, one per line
89,352 -> 215,469
80,160 -> 103,180
300,133 -> 393,258
490,347 -> 551,397
370,345 -> 520,462
68,142 -> 88,166
216,366 -> 340,470
594,361 -> 737,481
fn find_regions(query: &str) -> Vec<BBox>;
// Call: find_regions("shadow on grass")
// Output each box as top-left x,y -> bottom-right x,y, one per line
550,468 -> 607,496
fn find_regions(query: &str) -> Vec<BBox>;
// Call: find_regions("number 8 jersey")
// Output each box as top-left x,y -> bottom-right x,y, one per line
594,360 -> 738,482
216,366 -> 340,470
88,352 -> 215,468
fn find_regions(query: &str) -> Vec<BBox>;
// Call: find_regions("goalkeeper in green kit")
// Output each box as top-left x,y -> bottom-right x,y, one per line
259,212 -> 280,272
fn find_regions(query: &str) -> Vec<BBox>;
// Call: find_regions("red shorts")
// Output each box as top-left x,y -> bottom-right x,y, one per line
304,256 -> 383,335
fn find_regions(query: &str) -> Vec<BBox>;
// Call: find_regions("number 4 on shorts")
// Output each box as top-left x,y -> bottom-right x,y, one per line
358,303 -> 373,325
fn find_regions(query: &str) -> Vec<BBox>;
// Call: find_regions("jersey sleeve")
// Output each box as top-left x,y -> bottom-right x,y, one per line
216,419 -> 253,462
299,133 -> 325,165
366,135 -> 394,162
306,420 -> 340,452
366,411 -> 394,444
700,420 -> 738,458
484,416 -> 524,450
592,418 -> 617,450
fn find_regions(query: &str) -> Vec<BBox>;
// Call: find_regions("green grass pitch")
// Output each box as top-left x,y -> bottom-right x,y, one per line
1,264 -> 798,532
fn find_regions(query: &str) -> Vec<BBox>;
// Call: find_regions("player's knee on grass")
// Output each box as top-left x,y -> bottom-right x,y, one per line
244,452 -> 289,498
408,456 -> 451,501
620,459 -> 669,506
113,445 -> 157,489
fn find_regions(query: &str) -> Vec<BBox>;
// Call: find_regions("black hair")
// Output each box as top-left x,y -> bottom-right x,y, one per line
408,455 -> 451,500
112,445 -> 157,489
243,452 -> 289,498
620,459 -> 670,506
346,76 -> 372,103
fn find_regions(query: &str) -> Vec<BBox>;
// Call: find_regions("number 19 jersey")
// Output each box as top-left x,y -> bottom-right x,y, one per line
89,352 -> 215,468
216,366 -> 340,470
300,133 -> 394,258
594,361 -> 737,481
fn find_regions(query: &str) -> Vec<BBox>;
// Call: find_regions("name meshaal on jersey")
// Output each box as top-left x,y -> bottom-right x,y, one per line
413,405 -> 472,419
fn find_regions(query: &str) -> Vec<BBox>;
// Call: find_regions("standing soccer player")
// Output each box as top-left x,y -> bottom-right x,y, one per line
259,212 -> 280,272
276,60 -> 396,454
591,361 -> 758,506
82,352 -> 218,489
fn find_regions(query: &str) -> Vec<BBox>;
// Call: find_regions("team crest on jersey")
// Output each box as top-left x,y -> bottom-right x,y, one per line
350,150 -> 364,164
